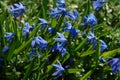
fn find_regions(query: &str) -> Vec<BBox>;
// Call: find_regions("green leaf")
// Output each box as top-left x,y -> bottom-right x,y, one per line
94,43 -> 100,66
80,50 -> 95,57
23,59 -> 34,80
101,48 -> 120,59
75,38 -> 87,51
67,69 -> 80,73
80,69 -> 94,80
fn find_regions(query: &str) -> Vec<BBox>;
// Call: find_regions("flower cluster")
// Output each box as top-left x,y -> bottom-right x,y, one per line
49,0 -> 78,20
8,2 -> 26,19
4,0 -> 120,79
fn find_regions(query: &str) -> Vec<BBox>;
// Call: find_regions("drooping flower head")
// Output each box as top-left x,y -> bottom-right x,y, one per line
64,22 -> 79,38
56,0 -> 65,7
38,18 -> 48,32
54,32 -> 67,44
81,13 -> 97,27
108,58 -> 120,74
29,49 -> 41,60
99,57 -> 106,63
2,46 -> 10,54
51,43 -> 67,56
93,0 -> 106,11
99,40 -> 107,52
48,27 -> 56,34
22,22 -> 34,39
31,36 -> 48,50
8,2 -> 26,19
4,32 -> 15,43
87,32 -> 97,47
49,0 -> 78,20
52,60 -> 65,79
0,58 -> 3,69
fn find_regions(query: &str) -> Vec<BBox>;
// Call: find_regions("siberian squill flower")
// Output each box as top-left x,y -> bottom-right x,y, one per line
56,0 -> 65,7
31,36 -> 48,50
81,13 -> 97,27
93,0 -> 106,11
51,43 -> 67,56
99,57 -> 106,63
0,58 -> 3,69
4,32 -> 15,43
49,7 -> 78,20
99,40 -> 107,52
48,27 -> 56,34
54,32 -> 67,45
108,58 -> 120,74
87,32 -> 97,47
64,22 -> 79,38
49,0 -> 78,20
52,60 -> 65,79
22,22 -> 34,39
38,18 -> 48,32
8,2 -> 26,19
29,49 -> 41,60
2,46 -> 10,54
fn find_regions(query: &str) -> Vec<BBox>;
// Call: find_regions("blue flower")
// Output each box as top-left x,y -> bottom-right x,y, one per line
51,43 -> 67,56
64,22 -> 79,38
56,0 -> 65,7
49,5 -> 78,20
66,10 -> 79,20
29,49 -> 41,60
22,22 -> 34,39
0,58 -> 3,69
4,32 -> 15,43
54,32 -> 67,44
99,40 -> 107,52
38,18 -> 48,32
48,27 -> 56,34
2,46 -> 9,54
31,36 -> 48,50
93,0 -> 106,11
99,57 -> 106,63
87,32 -> 97,47
81,13 -> 97,27
108,58 -> 120,74
52,60 -> 65,78
8,2 -> 26,19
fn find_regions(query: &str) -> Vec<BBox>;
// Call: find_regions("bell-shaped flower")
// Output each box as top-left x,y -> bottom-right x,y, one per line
22,22 -> 34,39
52,60 -> 65,78
48,27 -> 56,34
2,46 -> 9,54
93,0 -> 106,11
29,49 -> 41,60
8,2 -> 26,19
38,18 -> 48,32
51,43 -> 67,57
64,22 -> 79,38
108,58 -> 120,74
99,40 -> 107,52
31,36 -> 48,50
81,13 -> 97,27
87,32 -> 97,47
54,32 -> 67,45
4,32 -> 15,43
